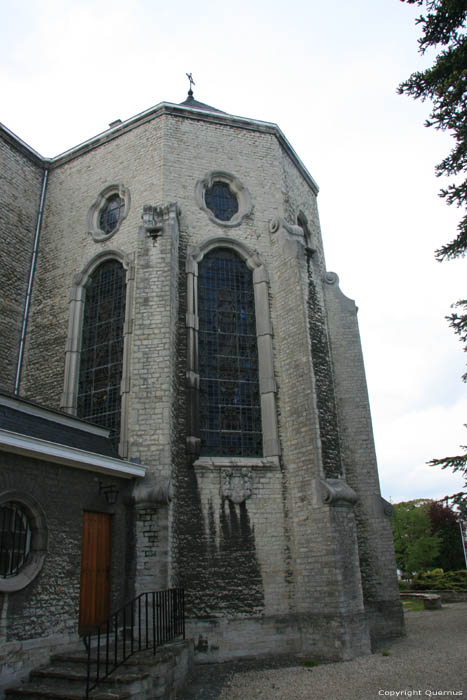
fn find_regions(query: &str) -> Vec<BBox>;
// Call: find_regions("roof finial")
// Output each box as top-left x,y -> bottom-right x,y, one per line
186,72 -> 195,98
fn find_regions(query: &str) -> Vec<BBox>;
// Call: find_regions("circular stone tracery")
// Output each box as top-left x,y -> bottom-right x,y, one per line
0,491 -> 47,592
99,194 -> 125,235
195,171 -> 252,228
0,502 -> 32,578
204,181 -> 239,222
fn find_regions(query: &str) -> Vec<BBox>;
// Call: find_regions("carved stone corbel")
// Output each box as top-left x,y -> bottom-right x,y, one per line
142,202 -> 180,241
222,468 -> 253,504
132,478 -> 173,506
269,217 -> 317,255
269,217 -> 304,239
318,478 -> 358,507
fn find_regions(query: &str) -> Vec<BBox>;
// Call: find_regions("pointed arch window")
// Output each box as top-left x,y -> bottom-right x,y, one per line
62,251 -> 134,457
186,238 -> 280,465
198,249 -> 262,457
77,260 -> 126,446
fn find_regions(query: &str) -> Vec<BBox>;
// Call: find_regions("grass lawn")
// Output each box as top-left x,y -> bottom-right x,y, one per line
401,599 -> 425,612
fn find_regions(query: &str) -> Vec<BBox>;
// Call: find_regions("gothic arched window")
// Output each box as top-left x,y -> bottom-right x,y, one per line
77,259 -> 126,447
198,249 -> 262,457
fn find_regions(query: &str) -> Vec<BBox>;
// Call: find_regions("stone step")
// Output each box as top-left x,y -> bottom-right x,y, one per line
5,681 -> 132,700
5,640 -> 191,700
6,659 -> 152,699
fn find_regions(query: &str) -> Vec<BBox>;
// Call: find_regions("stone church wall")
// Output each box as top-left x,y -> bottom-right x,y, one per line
323,277 -> 405,644
6,103 -> 403,662
0,131 -> 44,393
157,112 -> 375,660
21,116 -> 166,411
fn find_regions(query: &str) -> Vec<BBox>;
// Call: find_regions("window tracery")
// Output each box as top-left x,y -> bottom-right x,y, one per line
77,260 -> 126,447
198,249 -> 262,457
186,238 -> 280,465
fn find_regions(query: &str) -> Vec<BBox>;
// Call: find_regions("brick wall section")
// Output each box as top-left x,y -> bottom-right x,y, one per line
0,132 -> 43,393
0,454 -> 134,641
0,452 -> 136,689
135,505 -> 169,595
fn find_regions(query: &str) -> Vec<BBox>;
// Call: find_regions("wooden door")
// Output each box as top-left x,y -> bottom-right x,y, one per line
79,511 -> 112,634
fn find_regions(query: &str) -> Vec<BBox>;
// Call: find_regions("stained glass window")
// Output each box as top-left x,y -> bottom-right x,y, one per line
198,249 -> 262,456
204,182 -> 239,222
77,260 -> 126,447
0,503 -> 31,578
99,194 -> 124,235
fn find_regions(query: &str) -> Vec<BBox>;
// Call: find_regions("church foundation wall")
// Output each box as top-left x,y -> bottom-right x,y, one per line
186,609 -> 370,663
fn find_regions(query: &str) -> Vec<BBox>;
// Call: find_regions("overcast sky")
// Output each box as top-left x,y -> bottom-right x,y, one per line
1,0 -> 466,504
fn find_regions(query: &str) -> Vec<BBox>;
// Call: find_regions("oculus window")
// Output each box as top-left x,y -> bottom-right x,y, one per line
77,259 -> 126,447
0,492 -> 47,592
195,171 -> 252,228
87,184 -> 130,242
198,248 -> 262,457
0,502 -> 31,578
205,182 -> 239,222
99,194 -> 124,235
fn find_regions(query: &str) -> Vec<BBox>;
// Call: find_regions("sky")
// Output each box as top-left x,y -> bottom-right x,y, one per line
1,0 -> 466,504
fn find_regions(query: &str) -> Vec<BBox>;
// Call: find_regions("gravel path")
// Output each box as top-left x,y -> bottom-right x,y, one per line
179,603 -> 467,700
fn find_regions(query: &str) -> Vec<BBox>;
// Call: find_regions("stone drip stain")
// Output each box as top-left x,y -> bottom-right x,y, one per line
174,463 -> 264,618
306,251 -> 342,479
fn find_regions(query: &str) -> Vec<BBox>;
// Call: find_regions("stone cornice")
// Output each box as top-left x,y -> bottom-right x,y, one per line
0,122 -> 50,167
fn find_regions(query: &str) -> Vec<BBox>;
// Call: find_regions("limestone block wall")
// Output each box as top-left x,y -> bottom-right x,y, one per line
164,116 -> 298,623
323,274 -> 404,644
0,131 -> 44,393
158,109 -> 372,660
21,116 -> 166,413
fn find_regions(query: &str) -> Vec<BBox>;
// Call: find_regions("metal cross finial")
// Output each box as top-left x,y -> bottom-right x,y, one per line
186,73 -> 195,97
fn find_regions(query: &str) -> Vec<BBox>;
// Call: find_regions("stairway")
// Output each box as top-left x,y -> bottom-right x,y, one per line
5,640 -> 193,700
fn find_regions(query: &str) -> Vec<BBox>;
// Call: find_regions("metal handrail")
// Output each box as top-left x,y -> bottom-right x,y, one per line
84,588 -> 185,697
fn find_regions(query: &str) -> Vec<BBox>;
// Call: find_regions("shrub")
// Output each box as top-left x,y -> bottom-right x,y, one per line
411,569 -> 467,590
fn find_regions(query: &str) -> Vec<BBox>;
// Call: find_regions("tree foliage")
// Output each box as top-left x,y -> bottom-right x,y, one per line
392,499 -> 464,574
398,0 -> 467,261
392,499 -> 441,573
428,500 -> 465,569
399,1 -> 467,505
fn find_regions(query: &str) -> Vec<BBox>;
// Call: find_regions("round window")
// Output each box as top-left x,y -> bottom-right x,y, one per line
196,171 -> 252,228
99,194 -> 124,235
87,185 -> 130,242
0,502 -> 32,578
204,182 -> 239,222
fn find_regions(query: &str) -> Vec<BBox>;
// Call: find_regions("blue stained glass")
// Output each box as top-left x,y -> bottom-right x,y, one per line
204,182 -> 239,222
198,249 -> 262,457
77,260 -> 126,449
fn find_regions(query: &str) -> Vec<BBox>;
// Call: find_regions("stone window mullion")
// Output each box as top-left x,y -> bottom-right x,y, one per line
186,238 -> 281,465
186,253 -> 200,457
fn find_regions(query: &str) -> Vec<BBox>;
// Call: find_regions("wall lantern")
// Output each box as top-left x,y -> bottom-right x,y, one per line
99,481 -> 119,505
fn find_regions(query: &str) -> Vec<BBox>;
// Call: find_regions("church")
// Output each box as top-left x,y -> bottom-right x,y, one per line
0,86 -> 404,691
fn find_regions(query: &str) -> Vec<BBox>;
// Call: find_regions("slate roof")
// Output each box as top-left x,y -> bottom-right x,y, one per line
0,392 -> 117,458
178,93 -> 226,114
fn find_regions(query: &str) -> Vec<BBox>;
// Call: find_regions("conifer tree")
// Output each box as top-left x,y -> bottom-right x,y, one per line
398,0 -> 467,508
